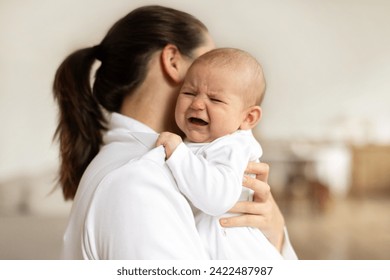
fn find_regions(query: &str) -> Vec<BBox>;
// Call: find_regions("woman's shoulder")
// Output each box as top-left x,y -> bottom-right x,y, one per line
87,148 -> 191,222
96,146 -> 175,196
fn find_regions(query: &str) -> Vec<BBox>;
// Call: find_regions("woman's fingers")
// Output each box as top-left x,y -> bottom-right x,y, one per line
221,196 -> 285,251
242,175 -> 271,202
244,162 -> 271,202
245,161 -> 269,183
228,200 -> 268,215
220,214 -> 265,229
226,161 -> 286,251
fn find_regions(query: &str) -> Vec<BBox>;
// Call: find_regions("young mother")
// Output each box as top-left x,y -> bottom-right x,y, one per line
53,5 -> 296,259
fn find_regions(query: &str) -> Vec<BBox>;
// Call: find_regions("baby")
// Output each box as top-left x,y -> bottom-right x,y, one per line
156,48 -> 282,259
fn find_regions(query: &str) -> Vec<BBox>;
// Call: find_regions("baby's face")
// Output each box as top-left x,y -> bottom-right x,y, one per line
175,62 -> 249,143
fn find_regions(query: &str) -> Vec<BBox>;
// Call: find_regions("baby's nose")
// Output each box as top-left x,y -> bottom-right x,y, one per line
190,96 -> 206,110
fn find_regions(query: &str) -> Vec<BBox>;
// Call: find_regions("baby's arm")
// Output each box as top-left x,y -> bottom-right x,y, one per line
157,131 -> 257,216
156,132 -> 183,159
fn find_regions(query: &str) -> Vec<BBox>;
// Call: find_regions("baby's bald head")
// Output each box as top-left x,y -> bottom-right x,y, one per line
191,48 -> 266,107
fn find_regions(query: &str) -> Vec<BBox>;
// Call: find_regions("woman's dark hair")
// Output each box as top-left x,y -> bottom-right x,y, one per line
53,5 -> 208,200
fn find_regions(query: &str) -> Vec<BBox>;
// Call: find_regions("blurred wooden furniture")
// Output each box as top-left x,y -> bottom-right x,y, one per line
350,144 -> 390,196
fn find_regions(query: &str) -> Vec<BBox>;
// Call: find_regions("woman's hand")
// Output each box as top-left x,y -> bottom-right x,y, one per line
219,162 -> 285,252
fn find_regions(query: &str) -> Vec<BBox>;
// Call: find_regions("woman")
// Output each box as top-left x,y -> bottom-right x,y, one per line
53,5 -> 295,259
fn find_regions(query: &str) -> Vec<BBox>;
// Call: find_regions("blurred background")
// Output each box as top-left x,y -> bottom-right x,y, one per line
1,0 -> 389,259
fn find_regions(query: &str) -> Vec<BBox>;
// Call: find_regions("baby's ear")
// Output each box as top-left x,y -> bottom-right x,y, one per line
240,106 -> 262,130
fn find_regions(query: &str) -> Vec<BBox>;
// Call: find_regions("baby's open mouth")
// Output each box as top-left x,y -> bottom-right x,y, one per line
189,117 -> 209,126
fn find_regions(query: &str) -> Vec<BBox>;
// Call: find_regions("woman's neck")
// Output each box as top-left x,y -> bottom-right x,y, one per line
119,50 -> 188,135
120,90 -> 177,133
120,55 -> 180,133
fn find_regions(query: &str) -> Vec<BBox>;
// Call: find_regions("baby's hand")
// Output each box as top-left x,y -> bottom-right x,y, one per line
156,132 -> 183,159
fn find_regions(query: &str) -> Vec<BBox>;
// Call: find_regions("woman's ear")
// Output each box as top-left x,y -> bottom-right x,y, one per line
240,106 -> 262,130
161,44 -> 188,84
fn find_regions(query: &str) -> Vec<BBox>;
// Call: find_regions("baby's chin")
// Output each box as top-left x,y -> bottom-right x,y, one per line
186,133 -> 218,144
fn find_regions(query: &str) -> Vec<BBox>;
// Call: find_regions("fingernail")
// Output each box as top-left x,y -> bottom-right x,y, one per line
220,218 -> 228,225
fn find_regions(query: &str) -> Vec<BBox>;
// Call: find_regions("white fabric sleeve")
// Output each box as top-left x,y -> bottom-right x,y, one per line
281,227 -> 299,259
166,132 -> 256,216
88,148 -> 208,260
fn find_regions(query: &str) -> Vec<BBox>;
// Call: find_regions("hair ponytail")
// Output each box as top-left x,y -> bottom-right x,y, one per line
53,47 -> 106,200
